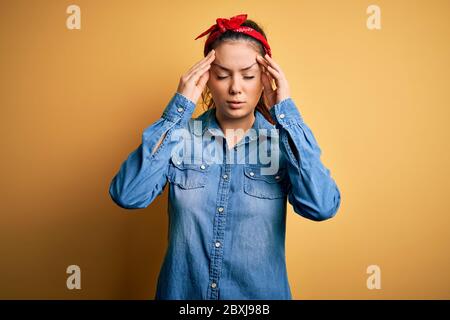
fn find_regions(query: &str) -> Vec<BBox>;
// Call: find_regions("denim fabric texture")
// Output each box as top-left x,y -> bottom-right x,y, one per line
109,92 -> 341,300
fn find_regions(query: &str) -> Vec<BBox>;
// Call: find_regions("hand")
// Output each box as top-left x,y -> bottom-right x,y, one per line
256,53 -> 291,109
177,49 -> 215,104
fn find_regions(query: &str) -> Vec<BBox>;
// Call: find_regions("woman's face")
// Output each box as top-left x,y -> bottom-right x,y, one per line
207,41 -> 264,121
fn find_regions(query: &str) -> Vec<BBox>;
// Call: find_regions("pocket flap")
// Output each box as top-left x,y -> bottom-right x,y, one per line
243,166 -> 287,183
170,155 -> 210,172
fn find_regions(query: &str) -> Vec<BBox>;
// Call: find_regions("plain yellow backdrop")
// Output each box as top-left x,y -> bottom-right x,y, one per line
0,0 -> 449,299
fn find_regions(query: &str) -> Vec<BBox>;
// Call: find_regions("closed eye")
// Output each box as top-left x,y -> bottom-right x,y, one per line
217,76 -> 255,80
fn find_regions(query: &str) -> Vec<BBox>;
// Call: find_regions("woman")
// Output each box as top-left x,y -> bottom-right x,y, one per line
109,13 -> 341,300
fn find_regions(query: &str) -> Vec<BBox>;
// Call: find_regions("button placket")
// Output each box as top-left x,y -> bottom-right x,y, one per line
208,164 -> 231,299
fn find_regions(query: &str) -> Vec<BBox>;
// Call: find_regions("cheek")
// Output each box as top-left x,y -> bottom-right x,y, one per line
249,79 -> 263,95
249,73 -> 263,87
207,78 -> 219,93
208,79 -> 229,95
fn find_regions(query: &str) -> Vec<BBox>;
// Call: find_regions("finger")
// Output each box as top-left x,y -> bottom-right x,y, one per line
189,62 -> 212,81
267,72 -> 278,90
256,55 -> 269,70
257,55 -> 281,81
186,62 -> 212,83
186,50 -> 215,75
264,54 -> 283,74
257,58 -> 276,85
265,64 -> 281,80
261,71 -> 274,93
264,66 -> 278,89
196,69 -> 209,88
186,50 -> 215,77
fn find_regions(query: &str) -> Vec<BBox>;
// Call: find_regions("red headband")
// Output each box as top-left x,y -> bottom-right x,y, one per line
194,13 -> 272,57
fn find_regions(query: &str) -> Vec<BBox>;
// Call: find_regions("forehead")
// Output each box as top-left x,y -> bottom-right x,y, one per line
212,41 -> 260,71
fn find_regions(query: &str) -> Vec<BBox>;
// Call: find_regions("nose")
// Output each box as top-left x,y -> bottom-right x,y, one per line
229,76 -> 242,95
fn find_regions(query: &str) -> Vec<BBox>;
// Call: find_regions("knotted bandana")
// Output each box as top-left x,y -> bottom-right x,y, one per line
194,13 -> 272,57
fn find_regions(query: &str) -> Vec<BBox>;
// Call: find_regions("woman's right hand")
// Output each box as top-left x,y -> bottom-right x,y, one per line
176,49 -> 215,104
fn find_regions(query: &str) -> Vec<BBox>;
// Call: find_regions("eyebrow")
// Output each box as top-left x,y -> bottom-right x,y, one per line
211,62 -> 258,72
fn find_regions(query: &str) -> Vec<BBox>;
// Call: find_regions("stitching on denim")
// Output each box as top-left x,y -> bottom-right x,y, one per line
150,121 -> 178,159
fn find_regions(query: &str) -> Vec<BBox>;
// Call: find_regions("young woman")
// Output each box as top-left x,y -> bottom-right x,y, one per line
109,14 -> 341,300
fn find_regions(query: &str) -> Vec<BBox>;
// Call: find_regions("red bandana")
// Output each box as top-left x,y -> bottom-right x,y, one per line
194,13 -> 272,57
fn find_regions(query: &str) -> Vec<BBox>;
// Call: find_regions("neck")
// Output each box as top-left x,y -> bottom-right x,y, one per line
215,110 -> 256,149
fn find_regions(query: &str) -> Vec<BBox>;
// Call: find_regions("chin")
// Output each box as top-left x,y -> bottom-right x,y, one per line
221,107 -> 251,119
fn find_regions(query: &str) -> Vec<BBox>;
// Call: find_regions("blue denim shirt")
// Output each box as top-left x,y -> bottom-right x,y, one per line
109,92 -> 341,300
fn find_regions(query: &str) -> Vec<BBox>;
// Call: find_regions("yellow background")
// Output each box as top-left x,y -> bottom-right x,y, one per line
1,0 -> 449,299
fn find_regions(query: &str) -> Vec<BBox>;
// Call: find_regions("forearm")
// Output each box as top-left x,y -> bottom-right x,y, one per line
270,98 -> 341,221
109,92 -> 196,209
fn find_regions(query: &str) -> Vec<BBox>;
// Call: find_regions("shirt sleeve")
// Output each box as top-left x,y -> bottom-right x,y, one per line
109,92 -> 196,209
269,98 -> 341,221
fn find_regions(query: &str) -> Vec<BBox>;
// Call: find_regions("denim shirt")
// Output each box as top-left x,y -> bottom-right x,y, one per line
109,92 -> 341,300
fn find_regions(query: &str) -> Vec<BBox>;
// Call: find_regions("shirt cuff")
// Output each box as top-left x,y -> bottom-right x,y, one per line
269,97 -> 304,126
162,92 -> 196,123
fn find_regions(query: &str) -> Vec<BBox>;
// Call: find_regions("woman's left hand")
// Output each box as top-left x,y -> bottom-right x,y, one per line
256,53 -> 291,109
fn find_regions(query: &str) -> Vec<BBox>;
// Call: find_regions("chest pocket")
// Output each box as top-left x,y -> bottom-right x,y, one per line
167,156 -> 209,189
243,165 -> 288,199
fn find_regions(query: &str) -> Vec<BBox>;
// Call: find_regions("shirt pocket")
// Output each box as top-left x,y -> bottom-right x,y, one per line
243,165 -> 288,199
167,156 -> 209,189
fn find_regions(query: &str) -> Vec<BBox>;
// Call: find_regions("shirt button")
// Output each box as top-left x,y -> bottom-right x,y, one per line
200,164 -> 206,170
233,145 -> 238,150
177,107 -> 184,113
249,172 -> 255,177
217,207 -> 224,213
279,113 -> 285,119
211,282 -> 217,289
222,174 -> 228,180
275,175 -> 280,180
215,241 -> 221,248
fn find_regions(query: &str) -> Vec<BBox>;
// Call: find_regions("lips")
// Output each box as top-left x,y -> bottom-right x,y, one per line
227,101 -> 245,108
